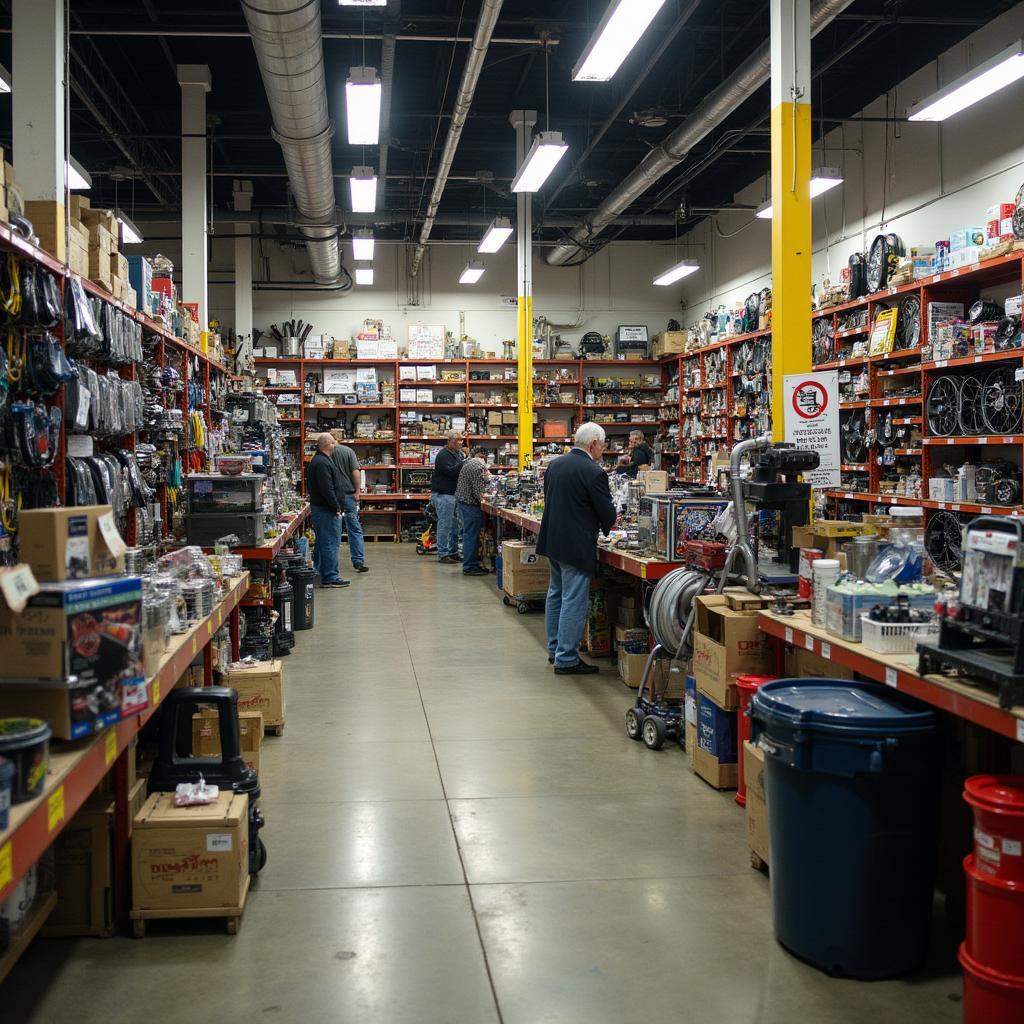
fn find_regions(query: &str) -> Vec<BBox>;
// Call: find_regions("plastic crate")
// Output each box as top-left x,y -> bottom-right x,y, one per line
859,615 -> 939,655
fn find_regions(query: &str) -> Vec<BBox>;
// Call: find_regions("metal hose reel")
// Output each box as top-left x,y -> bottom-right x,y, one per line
645,567 -> 709,659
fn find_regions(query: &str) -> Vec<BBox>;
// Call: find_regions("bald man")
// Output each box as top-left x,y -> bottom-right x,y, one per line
307,432 -> 351,588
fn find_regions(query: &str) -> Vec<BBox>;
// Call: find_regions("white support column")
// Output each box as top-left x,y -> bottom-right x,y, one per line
233,179 -> 254,369
12,0 -> 65,204
510,109 -> 537,470
178,64 -> 211,329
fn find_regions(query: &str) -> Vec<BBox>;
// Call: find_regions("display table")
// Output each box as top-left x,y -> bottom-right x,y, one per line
481,501 -> 685,581
758,609 -> 1024,743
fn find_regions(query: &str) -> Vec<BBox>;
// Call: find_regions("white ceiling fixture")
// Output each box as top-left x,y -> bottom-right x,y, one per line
354,266 -> 374,285
477,216 -> 513,253
459,260 -> 485,285
652,258 -> 699,287
114,209 -> 143,245
511,132 -> 569,193
572,0 -> 668,82
349,167 -> 378,213
346,67 -> 382,145
352,230 -> 375,261
339,0 -> 387,5
908,39 -> 1024,121
66,156 -> 91,191
755,168 -> 844,218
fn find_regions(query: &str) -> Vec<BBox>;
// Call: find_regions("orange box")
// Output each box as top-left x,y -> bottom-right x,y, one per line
542,419 -> 570,438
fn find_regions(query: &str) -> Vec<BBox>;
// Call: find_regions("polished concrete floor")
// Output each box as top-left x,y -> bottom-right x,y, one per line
6,545 -> 963,1023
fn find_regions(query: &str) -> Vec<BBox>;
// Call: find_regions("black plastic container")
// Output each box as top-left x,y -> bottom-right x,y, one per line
186,512 -> 266,547
0,755 -> 13,829
0,718 -> 52,803
288,566 -> 316,631
240,635 -> 274,661
273,578 -> 295,656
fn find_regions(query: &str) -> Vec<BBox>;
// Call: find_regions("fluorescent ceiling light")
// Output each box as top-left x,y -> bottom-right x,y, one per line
349,166 -> 378,213
755,168 -> 844,218
114,208 -> 143,245
66,156 -> 91,191
339,0 -> 387,5
354,266 -> 374,286
652,259 -> 699,287
477,216 -> 513,253
573,0 -> 668,82
352,230 -> 375,261
459,260 -> 485,285
346,67 -> 381,145
908,40 -> 1024,121
0,65 -> 10,94
511,132 -> 569,193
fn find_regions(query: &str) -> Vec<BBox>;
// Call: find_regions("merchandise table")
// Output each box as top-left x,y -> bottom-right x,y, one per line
0,571 -> 250,972
482,501 -> 685,581
758,609 -> 1024,743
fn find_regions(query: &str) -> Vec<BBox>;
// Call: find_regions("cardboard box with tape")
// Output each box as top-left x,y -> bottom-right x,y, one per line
221,659 -> 285,730
692,595 -> 771,710
18,505 -> 126,582
500,540 -> 549,598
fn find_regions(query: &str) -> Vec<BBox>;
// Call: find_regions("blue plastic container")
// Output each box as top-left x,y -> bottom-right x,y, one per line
750,678 -> 942,979
0,755 -> 12,830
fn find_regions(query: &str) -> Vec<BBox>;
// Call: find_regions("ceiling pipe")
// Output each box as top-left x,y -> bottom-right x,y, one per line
240,0 -> 341,284
408,0 -> 504,278
545,0 -> 857,266
35,28 -> 554,46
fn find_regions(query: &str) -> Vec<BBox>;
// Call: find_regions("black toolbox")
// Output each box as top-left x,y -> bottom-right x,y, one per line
186,473 -> 265,514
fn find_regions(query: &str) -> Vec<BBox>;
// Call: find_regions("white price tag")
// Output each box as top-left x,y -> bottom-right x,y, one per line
804,634 -> 815,652
936,360 -> 948,368
821,641 -> 831,660
1017,719 -> 1024,743
952,268 -> 960,277
979,438 -> 988,445
885,667 -> 898,688
982,506 -> 992,514
0,564 -> 39,613
98,512 -> 128,558
1015,368 -> 1024,382
952,504 -> 960,512
785,627 -> 794,644
947,438 -> 955,445
207,833 -> 233,853
1003,838 -> 1022,857
975,356 -> 983,363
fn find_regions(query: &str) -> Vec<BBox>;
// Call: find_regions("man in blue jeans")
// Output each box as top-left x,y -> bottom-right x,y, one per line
330,439 -> 368,573
537,423 -> 617,674
455,448 -> 491,576
430,429 -> 465,563
307,433 -> 351,589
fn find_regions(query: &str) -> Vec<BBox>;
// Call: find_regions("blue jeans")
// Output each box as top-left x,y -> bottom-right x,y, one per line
545,559 -> 592,667
432,492 -> 459,559
458,502 -> 482,571
341,494 -> 365,567
311,504 -> 342,584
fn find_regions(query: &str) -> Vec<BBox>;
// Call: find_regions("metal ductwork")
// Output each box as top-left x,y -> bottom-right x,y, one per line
545,0 -> 856,266
241,0 -> 341,284
409,0 -> 504,277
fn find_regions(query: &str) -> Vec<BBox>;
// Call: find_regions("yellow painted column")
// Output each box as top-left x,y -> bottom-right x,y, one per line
769,0 -> 812,440
517,294 -> 534,468
511,110 -> 537,469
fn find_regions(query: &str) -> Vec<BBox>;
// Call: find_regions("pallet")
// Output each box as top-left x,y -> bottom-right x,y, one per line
131,875 -> 250,938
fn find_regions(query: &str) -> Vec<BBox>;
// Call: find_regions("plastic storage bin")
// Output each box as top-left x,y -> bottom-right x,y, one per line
0,718 -> 52,803
750,679 -> 941,979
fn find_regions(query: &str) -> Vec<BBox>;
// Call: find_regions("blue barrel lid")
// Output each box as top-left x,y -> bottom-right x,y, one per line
750,678 -> 937,735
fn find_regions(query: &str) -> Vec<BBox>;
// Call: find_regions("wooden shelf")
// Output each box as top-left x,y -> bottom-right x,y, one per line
0,892 -> 58,985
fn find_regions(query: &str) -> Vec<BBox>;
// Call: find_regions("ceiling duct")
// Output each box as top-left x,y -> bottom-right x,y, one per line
409,0 -> 504,277
240,0 -> 342,284
545,0 -> 856,266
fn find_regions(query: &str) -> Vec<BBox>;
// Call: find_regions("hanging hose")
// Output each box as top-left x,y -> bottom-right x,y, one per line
645,567 -> 711,659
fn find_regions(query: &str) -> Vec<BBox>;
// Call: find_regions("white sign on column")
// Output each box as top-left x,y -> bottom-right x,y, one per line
783,370 -> 841,488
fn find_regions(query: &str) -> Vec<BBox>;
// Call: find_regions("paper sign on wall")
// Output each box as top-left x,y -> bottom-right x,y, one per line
324,368 -> 357,394
783,370 -> 841,488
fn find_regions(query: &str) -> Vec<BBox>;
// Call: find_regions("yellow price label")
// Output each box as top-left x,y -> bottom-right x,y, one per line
192,637 -> 197,656
47,786 -> 65,833
217,610 -> 222,629
152,678 -> 161,706
0,842 -> 11,894
104,729 -> 117,766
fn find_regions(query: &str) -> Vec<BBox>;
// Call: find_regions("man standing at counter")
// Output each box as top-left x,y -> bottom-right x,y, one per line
537,422 -> 618,674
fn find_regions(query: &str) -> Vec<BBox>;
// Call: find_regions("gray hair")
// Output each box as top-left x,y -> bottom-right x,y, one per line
629,429 -> 645,441
445,429 -> 464,442
316,432 -> 335,451
575,422 -> 606,447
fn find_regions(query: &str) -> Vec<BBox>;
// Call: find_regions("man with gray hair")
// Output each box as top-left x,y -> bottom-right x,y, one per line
617,429 -> 655,478
306,432 -> 351,588
537,422 -> 617,673
430,428 -> 465,564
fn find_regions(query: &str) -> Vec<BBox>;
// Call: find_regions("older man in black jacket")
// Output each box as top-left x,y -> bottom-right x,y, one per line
537,423 -> 617,674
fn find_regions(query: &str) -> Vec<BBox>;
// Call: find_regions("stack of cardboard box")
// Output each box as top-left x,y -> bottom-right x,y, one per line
219,659 -> 286,734
67,196 -> 137,306
500,540 -> 549,601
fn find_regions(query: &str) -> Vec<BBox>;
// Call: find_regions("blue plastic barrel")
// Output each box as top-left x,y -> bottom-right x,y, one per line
749,678 -> 942,979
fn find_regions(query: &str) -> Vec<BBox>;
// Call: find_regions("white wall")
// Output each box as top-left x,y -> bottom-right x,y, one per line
674,4 -> 1024,318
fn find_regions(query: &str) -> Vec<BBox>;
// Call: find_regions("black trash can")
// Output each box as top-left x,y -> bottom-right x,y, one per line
750,678 -> 942,979
288,566 -> 317,631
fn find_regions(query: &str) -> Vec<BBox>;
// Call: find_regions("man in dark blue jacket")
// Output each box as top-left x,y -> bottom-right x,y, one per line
430,429 -> 465,563
537,423 -> 617,674
307,433 -> 351,588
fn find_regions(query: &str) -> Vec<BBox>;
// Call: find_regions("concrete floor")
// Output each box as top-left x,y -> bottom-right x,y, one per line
6,545 -> 964,1023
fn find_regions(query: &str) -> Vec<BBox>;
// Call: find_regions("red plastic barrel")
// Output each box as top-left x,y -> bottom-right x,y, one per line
964,855 -> 1024,976
964,776 -> 1024,882
734,674 -> 777,808
960,944 -> 1024,1024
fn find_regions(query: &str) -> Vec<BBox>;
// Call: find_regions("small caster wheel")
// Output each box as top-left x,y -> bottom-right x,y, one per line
642,715 -> 667,751
517,601 -> 529,614
132,919 -> 146,939
625,708 -> 644,741
256,835 -> 268,873
416,543 -> 425,555
226,918 -> 239,935
502,595 -> 511,606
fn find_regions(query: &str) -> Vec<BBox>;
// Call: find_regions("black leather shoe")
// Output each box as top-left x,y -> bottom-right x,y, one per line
548,657 -> 554,664
554,661 -> 599,675
354,565 -> 370,573
463,566 -> 489,576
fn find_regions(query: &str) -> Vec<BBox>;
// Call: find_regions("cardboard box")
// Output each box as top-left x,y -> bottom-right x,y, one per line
692,595 -> 771,710
221,659 -> 284,728
743,740 -> 769,865
542,418 -> 571,438
131,791 -> 248,912
69,219 -> 90,277
25,199 -> 66,261
17,505 -> 125,581
652,331 -> 688,357
69,194 -> 91,220
193,709 -> 264,776
614,623 -> 649,650
637,469 -> 667,491
617,604 -> 641,629
581,581 -> 613,656
685,720 -> 697,768
795,646 -> 853,680
695,691 -> 738,790
88,225 -> 115,289
618,649 -> 654,689
500,540 -> 549,598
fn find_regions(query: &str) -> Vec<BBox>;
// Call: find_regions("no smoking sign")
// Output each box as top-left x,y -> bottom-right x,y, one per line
783,370 -> 840,488
792,380 -> 829,419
